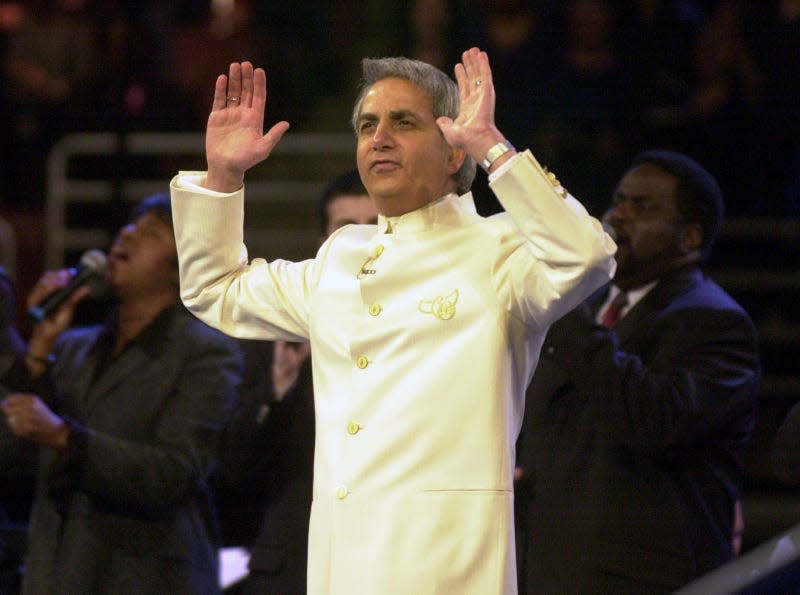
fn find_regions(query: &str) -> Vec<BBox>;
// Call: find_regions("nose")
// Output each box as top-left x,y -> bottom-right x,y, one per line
371,120 -> 393,150
606,197 -> 631,221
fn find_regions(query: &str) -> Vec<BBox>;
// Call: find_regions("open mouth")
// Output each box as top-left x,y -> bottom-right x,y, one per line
109,247 -> 130,264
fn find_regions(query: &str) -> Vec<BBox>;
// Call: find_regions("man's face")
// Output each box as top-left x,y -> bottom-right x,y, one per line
325,193 -> 378,238
355,77 -> 462,217
107,212 -> 178,298
603,163 -> 689,290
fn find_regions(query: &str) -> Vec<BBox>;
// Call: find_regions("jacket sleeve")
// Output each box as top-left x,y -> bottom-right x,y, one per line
170,173 -> 316,342
488,151 -> 616,329
542,303 -> 760,454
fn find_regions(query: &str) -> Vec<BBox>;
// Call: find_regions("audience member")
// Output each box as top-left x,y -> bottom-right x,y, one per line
527,0 -> 643,215
740,0 -> 800,216
170,48 -> 615,593
64,3 -> 197,135
2,0 -> 100,205
170,0 -> 335,129
213,170 -> 377,594
0,193 -> 242,594
639,0 -> 766,217
515,149 -> 761,594
453,0 -> 559,215
0,264 -> 29,594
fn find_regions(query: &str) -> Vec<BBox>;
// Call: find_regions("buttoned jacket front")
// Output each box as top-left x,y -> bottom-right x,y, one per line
171,151 -> 616,594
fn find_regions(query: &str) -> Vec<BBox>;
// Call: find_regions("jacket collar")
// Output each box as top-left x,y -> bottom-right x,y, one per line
376,192 -> 479,234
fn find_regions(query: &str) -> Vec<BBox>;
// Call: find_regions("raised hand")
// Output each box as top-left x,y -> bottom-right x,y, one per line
205,62 -> 291,193
437,48 -> 513,170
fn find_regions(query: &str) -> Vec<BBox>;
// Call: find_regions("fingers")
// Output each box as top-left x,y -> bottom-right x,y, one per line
27,270 -> 71,309
461,48 -> 492,90
240,62 -> 254,107
453,63 -> 468,98
252,67 -> 266,115
212,74 -> 228,112
226,62 -> 242,107
262,120 -> 291,149
213,62 -> 262,110
2,394 -> 34,435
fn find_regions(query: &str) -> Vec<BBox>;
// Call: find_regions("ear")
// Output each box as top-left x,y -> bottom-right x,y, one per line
446,146 -> 467,176
680,222 -> 703,253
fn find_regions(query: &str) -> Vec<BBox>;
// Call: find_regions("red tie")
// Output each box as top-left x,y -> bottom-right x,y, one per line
601,292 -> 628,328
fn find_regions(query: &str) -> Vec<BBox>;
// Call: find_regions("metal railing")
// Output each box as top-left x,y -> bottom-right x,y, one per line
45,131 -> 356,269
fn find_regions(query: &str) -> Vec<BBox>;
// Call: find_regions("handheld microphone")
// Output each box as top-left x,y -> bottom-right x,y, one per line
28,249 -> 108,323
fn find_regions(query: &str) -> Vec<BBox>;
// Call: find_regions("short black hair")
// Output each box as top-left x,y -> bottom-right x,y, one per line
317,171 -> 368,234
631,150 -> 724,259
133,193 -> 172,230
131,193 -> 178,269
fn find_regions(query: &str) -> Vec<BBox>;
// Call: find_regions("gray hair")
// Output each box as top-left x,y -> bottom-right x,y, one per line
351,57 -> 477,195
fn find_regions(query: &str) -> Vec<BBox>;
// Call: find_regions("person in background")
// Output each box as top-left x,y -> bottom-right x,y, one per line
0,193 -> 242,594
170,48 -> 615,593
0,265 -> 29,594
214,170 -> 377,594
515,150 -> 761,594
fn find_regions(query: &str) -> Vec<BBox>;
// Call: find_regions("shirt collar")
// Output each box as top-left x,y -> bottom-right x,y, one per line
605,280 -> 659,315
96,303 -> 183,359
376,192 -> 479,234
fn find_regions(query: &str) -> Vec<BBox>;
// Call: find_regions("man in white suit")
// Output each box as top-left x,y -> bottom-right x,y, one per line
170,47 -> 616,594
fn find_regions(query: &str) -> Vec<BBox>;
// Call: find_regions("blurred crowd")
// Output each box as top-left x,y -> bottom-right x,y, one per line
0,0 -> 799,217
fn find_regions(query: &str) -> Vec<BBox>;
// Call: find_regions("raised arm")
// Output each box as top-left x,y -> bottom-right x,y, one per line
204,61 -> 291,193
436,47 -> 517,175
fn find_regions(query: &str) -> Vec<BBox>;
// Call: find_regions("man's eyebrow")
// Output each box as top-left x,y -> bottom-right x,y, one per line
388,109 -> 420,120
357,109 -> 421,122
614,191 -> 651,201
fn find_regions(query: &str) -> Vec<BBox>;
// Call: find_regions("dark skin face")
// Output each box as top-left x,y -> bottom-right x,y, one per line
107,212 -> 179,303
603,163 -> 704,291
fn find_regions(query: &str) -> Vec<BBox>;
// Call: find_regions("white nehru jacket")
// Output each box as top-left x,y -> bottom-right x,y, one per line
170,150 -> 616,594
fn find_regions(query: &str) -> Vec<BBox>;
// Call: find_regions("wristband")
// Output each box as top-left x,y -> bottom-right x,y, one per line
481,140 -> 515,172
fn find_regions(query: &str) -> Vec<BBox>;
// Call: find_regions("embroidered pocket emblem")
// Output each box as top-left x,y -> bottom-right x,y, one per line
418,289 -> 459,320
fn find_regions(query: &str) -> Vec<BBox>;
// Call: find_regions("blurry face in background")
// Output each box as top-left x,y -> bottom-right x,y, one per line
602,163 -> 688,290
107,212 -> 178,299
324,194 -> 378,238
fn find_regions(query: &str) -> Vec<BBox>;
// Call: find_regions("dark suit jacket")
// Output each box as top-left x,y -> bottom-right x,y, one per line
1,305 -> 242,595
516,266 -> 761,594
214,341 -> 314,595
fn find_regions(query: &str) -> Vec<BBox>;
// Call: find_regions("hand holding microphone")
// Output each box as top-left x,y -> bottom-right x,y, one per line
28,250 -> 108,323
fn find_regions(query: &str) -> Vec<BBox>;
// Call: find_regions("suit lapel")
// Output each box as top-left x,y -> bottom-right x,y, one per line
613,267 -> 701,344
84,318 -> 173,414
86,346 -> 153,410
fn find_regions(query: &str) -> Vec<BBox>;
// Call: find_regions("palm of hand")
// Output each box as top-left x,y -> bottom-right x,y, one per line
206,106 -> 269,174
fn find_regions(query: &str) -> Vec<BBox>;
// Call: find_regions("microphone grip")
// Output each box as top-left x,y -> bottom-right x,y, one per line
28,267 -> 87,323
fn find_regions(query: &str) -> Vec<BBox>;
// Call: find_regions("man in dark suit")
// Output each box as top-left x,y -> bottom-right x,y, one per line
515,150 -> 761,594
214,171 -> 377,594
0,194 -> 242,594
